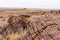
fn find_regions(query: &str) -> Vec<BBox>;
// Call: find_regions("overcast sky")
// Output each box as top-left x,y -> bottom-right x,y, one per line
0,0 -> 60,9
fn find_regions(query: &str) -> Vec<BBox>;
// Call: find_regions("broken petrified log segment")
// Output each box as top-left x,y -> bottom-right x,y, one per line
0,15 -> 59,40
7,15 -> 30,29
29,15 -> 59,40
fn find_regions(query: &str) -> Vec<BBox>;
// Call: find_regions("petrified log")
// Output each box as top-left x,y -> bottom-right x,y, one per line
0,15 -> 60,40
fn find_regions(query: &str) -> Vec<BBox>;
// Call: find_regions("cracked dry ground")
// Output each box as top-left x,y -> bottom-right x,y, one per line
0,14 -> 60,40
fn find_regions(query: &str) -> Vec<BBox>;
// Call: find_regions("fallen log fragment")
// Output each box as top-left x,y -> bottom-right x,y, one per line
0,15 -> 60,40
